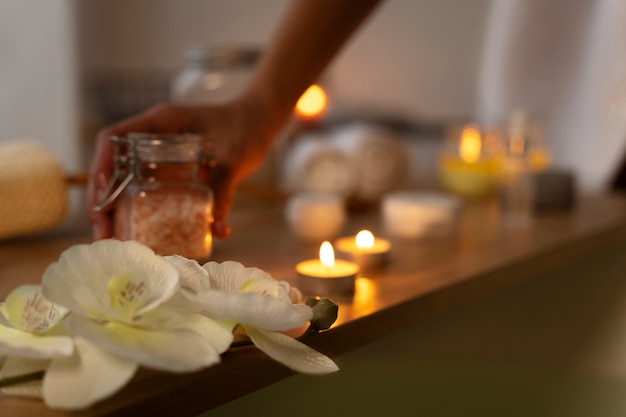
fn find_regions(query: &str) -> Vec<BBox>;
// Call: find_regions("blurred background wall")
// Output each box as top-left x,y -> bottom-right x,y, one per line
0,0 -> 490,167
0,0 -> 81,171
1,0 -> 624,223
77,0 -> 489,122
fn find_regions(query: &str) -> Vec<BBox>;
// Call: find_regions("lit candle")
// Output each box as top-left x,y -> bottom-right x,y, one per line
335,230 -> 391,270
438,124 -> 500,199
295,84 -> 328,123
296,241 -> 359,295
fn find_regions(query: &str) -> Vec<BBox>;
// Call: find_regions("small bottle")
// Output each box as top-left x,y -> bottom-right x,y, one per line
499,111 -> 535,228
170,45 -> 260,105
96,133 -> 214,259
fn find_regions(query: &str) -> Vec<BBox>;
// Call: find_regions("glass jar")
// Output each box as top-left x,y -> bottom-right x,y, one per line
170,45 -> 261,105
97,133 -> 213,259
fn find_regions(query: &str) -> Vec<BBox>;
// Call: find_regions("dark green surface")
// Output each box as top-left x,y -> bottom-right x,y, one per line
203,239 -> 626,417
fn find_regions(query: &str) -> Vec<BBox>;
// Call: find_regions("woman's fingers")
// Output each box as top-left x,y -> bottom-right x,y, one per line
206,164 -> 235,239
88,127 -> 117,239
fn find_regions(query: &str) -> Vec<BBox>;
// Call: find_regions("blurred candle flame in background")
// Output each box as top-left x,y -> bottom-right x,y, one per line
355,230 -> 375,249
295,84 -> 328,120
460,124 -> 482,163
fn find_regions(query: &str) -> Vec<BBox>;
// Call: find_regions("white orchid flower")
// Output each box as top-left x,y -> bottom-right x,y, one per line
0,285 -> 72,359
173,259 -> 338,374
0,285 -> 72,399
40,240 -> 233,410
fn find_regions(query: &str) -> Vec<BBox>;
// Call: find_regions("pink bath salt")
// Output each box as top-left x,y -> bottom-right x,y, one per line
126,189 -> 212,259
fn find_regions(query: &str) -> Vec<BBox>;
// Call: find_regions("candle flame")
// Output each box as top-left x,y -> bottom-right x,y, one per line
460,124 -> 482,163
355,230 -> 375,249
295,84 -> 327,119
319,241 -> 335,267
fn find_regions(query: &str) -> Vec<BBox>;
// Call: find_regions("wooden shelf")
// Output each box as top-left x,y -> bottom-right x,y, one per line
2,195 -> 626,416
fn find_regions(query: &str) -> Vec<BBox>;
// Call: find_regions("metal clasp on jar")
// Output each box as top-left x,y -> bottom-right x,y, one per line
92,136 -> 135,212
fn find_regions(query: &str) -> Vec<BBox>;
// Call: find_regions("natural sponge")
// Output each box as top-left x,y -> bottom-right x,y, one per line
0,140 -> 68,239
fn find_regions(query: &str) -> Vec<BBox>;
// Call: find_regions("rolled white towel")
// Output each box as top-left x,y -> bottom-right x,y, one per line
285,192 -> 346,242
282,133 -> 356,196
0,140 -> 68,239
330,123 -> 409,201
382,191 -> 461,240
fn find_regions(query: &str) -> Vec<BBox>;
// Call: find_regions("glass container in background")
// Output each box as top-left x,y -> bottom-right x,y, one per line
498,112 -> 536,228
170,44 -> 283,189
170,45 -> 261,104
95,134 -> 214,260
514,110 -> 551,173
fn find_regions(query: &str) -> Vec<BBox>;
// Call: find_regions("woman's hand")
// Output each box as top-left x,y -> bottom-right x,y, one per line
87,0 -> 382,241
87,97 -> 279,241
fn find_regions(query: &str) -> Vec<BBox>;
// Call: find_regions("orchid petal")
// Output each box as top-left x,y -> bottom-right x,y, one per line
280,281 -> 303,304
245,326 -> 338,374
65,315 -> 220,372
202,261 -> 273,292
164,255 -> 211,292
43,338 -> 138,410
139,307 -> 234,354
187,290 -> 312,331
162,256 -> 212,312
0,303 -> 10,327
163,288 -> 203,312
0,356 -> 48,379
292,304 -> 314,320
42,240 -> 179,317
240,276 -> 291,303
3,285 -> 67,333
0,357 -> 49,399
1,382 -> 43,399
0,325 -> 73,358
177,314 -> 233,354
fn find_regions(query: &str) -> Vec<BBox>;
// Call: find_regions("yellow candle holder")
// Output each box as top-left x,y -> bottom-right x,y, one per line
438,124 -> 502,199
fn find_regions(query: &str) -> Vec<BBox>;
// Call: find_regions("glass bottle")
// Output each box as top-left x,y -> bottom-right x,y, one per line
99,133 -> 214,259
499,113 -> 535,228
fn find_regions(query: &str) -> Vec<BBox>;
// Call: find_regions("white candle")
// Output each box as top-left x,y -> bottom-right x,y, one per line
335,230 -> 391,270
296,241 -> 359,295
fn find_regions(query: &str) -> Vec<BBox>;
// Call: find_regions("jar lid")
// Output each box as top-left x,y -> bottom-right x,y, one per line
184,44 -> 262,69
129,133 -> 203,163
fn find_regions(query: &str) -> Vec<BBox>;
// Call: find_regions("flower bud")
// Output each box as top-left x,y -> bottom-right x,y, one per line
306,298 -> 338,331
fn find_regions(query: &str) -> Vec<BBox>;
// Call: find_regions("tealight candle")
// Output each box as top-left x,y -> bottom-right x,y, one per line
296,241 -> 359,295
335,230 -> 391,270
